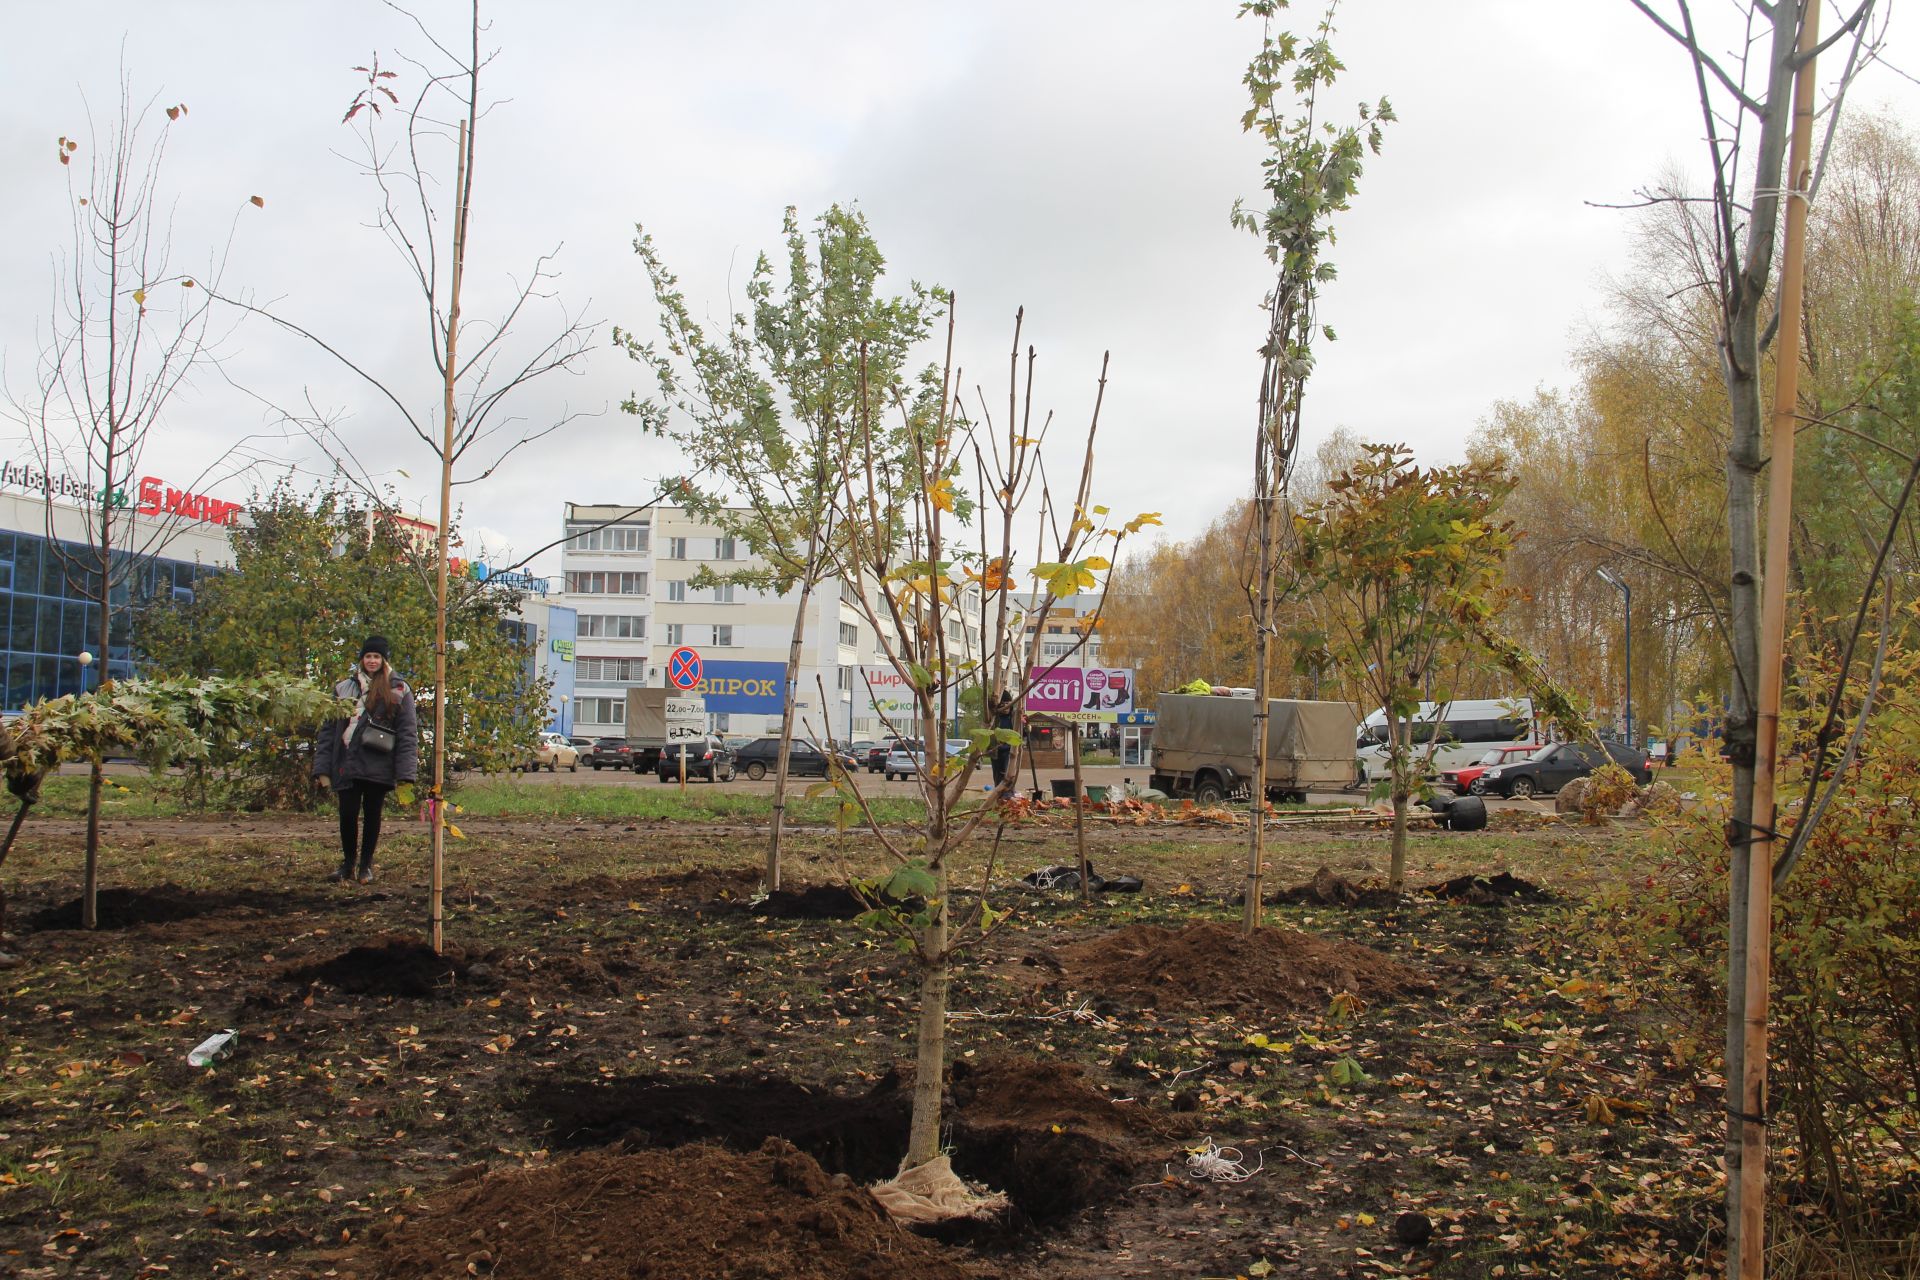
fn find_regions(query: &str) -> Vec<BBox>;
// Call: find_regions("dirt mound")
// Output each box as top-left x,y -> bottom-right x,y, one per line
1269,865 -> 1399,909
756,885 -> 868,919
499,950 -> 621,995
521,1056 -> 1164,1228
1424,872 -> 1554,905
352,1138 -> 980,1280
281,937 -> 483,999
1047,920 -> 1424,1016
526,1074 -> 906,1178
28,884 -> 240,931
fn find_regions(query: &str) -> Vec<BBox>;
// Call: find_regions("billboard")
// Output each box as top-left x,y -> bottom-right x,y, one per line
859,665 -> 919,723
1026,665 -> 1134,722
688,659 -> 787,714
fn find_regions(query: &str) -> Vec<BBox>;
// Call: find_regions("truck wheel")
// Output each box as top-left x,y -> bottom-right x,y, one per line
1193,776 -> 1227,806
745,761 -> 767,781
1508,776 -> 1536,799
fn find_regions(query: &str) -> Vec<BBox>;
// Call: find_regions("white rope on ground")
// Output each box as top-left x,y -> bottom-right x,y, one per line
1185,1137 -> 1264,1183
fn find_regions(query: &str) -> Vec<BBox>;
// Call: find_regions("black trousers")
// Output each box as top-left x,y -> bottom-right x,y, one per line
337,782 -> 392,866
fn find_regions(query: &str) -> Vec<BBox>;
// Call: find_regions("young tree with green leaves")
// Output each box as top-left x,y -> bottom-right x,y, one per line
0,674 -> 343,951
620,204 -> 942,891
1291,444 -> 1516,892
1232,0 -> 1391,928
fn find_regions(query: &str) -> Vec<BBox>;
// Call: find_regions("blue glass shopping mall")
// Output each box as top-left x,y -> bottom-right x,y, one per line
0,478 -> 236,709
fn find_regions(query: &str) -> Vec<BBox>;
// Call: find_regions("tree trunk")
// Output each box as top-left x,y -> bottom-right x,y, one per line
766,575 -> 818,893
1071,725 -> 1089,904
429,116 -> 471,957
1387,717 -> 1411,893
1389,786 -> 1410,893
902,858 -> 950,1169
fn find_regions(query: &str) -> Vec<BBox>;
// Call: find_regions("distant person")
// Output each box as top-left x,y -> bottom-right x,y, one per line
314,635 -> 419,884
989,691 -> 1016,790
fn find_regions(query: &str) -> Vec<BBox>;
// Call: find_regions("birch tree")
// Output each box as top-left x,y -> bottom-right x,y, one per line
1628,1 -> 1886,1272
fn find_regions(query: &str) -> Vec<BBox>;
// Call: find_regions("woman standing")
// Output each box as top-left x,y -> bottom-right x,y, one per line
313,636 -> 419,883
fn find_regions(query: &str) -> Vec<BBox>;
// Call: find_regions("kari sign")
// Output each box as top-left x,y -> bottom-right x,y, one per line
687,659 -> 787,713
1025,665 -> 1134,722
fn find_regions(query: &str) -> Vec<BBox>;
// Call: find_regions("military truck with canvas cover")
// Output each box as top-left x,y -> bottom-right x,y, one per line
1149,695 -> 1359,804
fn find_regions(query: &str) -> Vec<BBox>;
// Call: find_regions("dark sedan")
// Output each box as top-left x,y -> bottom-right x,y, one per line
655,736 -> 734,783
1480,741 -> 1652,798
734,737 -> 842,781
583,738 -> 638,770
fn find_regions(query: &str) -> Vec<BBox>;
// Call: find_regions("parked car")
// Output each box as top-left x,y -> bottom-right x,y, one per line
847,740 -> 878,764
655,736 -> 734,783
584,737 -> 637,771
866,737 -> 921,773
882,744 -> 924,781
885,739 -> 980,781
733,737 -> 841,781
1442,743 -> 1545,795
516,731 -> 579,773
1480,740 -> 1652,798
567,736 -> 594,756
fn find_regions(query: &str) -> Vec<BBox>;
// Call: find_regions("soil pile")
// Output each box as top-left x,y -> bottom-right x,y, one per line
1269,865 -> 1398,909
28,884 -> 240,931
1424,872 -> 1553,905
351,1138 -> 981,1280
1046,920 -> 1424,1016
281,937 -> 482,998
755,885 -> 867,919
522,1056 -> 1167,1228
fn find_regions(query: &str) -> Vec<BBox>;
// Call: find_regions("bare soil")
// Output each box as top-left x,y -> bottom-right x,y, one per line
0,816 -> 1725,1279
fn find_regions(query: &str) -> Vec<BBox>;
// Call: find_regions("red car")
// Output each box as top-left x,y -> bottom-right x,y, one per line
1443,744 -> 1545,795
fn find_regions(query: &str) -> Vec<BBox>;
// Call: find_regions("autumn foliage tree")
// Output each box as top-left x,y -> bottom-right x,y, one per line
1291,444 -> 1516,891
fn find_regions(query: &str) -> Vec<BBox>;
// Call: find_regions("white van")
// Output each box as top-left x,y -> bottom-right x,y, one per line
1354,698 -> 1535,783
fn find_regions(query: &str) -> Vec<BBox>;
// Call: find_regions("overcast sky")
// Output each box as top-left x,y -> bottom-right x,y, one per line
3,2 -> 1914,581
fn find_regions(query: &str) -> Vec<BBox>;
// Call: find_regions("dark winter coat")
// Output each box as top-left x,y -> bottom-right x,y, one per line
313,672 -> 419,794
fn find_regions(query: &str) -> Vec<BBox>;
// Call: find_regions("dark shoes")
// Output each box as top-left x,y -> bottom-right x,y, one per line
355,865 -> 375,884
328,864 -> 352,883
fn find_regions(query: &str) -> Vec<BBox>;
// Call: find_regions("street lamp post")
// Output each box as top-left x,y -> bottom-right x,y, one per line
1596,568 -> 1632,747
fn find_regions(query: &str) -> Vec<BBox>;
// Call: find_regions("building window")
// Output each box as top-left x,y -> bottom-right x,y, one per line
575,697 -> 626,726
714,712 -> 731,732
836,666 -> 852,691
565,523 -> 649,553
577,656 -> 647,683
712,584 -> 736,604
712,624 -> 733,647
715,536 -> 736,560
578,614 -> 646,639
666,580 -> 686,602
1042,640 -> 1074,659
839,621 -> 858,646
665,623 -> 684,646
565,570 -> 648,595
667,537 -> 687,560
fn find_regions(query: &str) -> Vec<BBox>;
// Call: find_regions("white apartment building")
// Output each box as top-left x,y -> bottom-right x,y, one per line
556,502 -> 987,741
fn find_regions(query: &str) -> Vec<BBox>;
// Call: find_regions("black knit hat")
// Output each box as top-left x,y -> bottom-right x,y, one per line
360,635 -> 391,660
